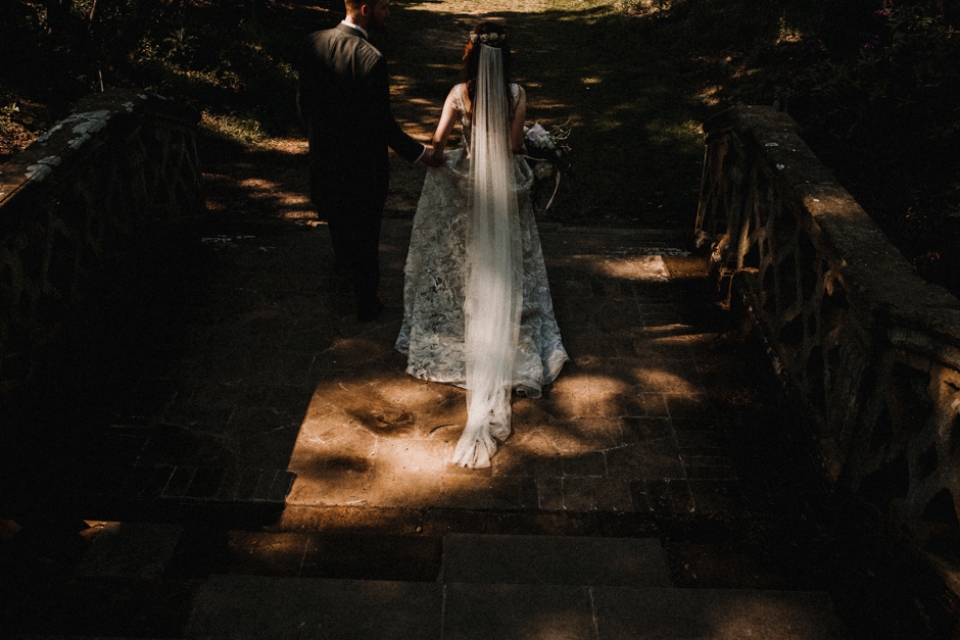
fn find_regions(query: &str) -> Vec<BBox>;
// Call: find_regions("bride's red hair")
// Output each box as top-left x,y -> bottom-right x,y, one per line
462,21 -> 515,111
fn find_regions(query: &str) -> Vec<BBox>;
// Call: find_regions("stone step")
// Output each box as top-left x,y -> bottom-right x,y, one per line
63,425 -> 297,527
47,527 -> 846,638
70,523 -> 795,591
62,464 -> 295,531
73,525 -> 676,587
10,637 -> 180,640
3,507 -> 842,636
440,533 -> 673,588
2,574 -> 196,639
185,574 -> 847,640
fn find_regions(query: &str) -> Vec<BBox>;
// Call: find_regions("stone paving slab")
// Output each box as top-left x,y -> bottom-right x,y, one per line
591,586 -> 847,640
75,522 -> 182,579
440,533 -> 672,587
186,574 -> 444,640
444,582 -> 597,640
183,575 -> 847,640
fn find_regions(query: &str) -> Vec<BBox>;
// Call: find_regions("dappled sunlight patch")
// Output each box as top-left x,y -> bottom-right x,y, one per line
553,255 -> 671,281
509,426 -> 568,455
541,417 -> 624,453
378,439 -> 453,475
389,74 -> 420,94
237,177 -> 294,198
633,322 -> 699,338
286,469 -> 370,507
277,209 -> 318,223
303,367 -> 472,446
252,137 -> 307,154
298,397 -> 368,444
552,373 -> 629,396
201,134 -> 316,223
363,440 -> 449,507
374,374 -> 445,407
201,112 -> 268,144
699,84 -> 722,107
287,427 -> 376,506
551,373 -> 631,417
646,332 -> 714,346
408,97 -> 440,108
305,378 -> 419,438
646,119 -> 704,146
326,336 -> 391,363
426,62 -> 459,71
708,596 -> 838,639
632,365 -> 696,394
634,331 -> 716,359
492,430 -> 566,476
512,396 -> 563,426
546,251 -> 676,281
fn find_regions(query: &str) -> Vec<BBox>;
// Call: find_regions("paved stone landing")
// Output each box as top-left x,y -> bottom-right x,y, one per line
282,222 -> 742,525
25,220 -> 748,532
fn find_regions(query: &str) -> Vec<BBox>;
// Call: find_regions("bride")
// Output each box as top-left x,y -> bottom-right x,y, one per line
395,20 -> 568,469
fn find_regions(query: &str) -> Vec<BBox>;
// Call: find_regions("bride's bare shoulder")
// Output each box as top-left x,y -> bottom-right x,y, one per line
450,83 -> 468,112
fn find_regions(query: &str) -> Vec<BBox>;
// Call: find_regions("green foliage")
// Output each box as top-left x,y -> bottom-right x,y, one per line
782,0 -> 960,257
0,0 -> 322,143
628,0 -> 959,291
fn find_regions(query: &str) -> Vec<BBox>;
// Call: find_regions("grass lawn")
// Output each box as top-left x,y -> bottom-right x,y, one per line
383,0 -> 706,228
1,0 -> 710,231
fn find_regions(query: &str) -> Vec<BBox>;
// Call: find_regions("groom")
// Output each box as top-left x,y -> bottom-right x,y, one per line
298,0 -> 437,322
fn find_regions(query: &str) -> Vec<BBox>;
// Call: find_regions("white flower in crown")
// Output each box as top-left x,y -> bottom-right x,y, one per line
474,31 -> 505,44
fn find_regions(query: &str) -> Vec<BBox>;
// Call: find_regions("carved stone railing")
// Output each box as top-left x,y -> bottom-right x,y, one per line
697,105 -> 960,563
0,88 -> 201,402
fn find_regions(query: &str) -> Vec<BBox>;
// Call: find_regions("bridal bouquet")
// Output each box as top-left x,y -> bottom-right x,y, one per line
523,120 -> 572,210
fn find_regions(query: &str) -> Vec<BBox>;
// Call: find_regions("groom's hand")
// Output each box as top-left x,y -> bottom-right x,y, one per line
422,146 -> 444,168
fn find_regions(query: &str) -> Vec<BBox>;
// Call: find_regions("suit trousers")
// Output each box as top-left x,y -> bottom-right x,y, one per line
324,194 -> 385,318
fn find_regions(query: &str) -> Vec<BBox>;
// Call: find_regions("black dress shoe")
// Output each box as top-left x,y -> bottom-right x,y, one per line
357,297 -> 384,323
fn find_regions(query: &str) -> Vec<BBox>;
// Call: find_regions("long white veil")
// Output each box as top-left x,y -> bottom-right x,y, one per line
451,43 -> 522,468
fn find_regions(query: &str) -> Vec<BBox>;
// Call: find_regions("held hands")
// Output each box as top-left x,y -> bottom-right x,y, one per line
421,145 -> 444,168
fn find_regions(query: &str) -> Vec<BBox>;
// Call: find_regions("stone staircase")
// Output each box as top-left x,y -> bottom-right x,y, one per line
7,524 -> 846,639
0,222 -> 856,638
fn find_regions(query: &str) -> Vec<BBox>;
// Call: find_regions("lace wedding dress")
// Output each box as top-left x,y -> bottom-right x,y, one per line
395,81 -> 568,468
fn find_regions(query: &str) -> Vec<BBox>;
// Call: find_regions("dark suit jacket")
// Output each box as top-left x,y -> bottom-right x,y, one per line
297,23 -> 423,212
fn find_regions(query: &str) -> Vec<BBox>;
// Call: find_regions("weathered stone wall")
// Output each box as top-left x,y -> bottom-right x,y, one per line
697,104 -> 960,568
0,88 -> 201,402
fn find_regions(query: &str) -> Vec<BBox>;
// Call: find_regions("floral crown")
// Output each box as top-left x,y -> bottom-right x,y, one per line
470,31 -> 506,46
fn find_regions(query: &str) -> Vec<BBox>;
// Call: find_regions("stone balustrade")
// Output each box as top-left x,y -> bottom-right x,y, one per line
0,88 -> 201,402
697,105 -> 960,568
